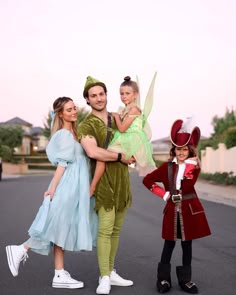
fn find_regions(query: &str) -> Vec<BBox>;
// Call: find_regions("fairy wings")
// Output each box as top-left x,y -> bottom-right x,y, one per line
136,71 -> 157,140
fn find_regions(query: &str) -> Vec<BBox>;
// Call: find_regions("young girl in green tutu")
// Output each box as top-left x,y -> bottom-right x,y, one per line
90,75 -> 157,197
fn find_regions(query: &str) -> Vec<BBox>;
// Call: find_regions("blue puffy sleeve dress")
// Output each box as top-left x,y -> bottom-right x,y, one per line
25,129 -> 97,255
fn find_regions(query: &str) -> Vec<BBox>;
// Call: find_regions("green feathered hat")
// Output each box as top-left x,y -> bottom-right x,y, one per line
83,76 -> 107,98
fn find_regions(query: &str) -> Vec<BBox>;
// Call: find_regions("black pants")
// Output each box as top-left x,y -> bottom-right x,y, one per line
160,215 -> 192,266
160,239 -> 192,266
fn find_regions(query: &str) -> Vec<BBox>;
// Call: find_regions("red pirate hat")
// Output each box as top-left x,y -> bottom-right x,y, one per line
170,119 -> 201,147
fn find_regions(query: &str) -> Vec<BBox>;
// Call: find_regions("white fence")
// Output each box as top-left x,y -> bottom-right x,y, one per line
201,143 -> 236,175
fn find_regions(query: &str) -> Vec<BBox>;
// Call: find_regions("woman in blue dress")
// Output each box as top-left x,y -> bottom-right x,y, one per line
6,97 -> 96,289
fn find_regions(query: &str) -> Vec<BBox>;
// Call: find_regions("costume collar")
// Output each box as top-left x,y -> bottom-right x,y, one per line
172,157 -> 185,166
172,157 -> 178,164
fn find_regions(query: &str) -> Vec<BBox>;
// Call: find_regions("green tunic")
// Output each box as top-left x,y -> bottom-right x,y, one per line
78,113 -> 132,212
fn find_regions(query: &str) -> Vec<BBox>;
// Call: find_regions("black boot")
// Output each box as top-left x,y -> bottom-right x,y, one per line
176,265 -> 198,294
156,263 -> 171,293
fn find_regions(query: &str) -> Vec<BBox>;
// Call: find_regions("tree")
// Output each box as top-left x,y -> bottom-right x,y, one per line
0,145 -> 12,162
225,128 -> 236,149
198,107 -> 236,156
211,108 -> 236,140
43,107 -> 89,138
43,110 -> 52,138
0,125 -> 23,149
0,125 -> 23,161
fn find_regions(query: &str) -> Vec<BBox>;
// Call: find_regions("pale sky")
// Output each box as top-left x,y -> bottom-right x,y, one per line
0,0 -> 235,140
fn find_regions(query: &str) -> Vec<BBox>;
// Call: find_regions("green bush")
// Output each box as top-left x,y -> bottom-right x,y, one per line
0,125 -> 23,149
200,172 -> 236,185
225,129 -> 236,148
0,145 -> 13,162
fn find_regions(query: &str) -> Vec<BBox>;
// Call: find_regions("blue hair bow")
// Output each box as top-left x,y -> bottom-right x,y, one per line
50,110 -> 55,129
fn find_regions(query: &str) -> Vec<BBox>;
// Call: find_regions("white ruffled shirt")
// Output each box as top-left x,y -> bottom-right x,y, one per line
172,157 -> 185,190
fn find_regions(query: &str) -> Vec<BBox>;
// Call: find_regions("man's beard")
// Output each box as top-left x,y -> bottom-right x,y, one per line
91,102 -> 107,112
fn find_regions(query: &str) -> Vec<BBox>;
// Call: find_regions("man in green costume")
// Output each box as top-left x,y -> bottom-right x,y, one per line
78,76 -> 134,295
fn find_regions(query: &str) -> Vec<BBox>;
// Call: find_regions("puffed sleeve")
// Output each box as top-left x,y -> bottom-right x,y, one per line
46,129 -> 75,167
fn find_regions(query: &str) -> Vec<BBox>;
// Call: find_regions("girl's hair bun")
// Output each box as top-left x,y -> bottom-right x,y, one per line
124,76 -> 131,82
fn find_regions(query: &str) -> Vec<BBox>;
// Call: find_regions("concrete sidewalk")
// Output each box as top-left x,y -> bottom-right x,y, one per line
1,170 -> 54,179
196,179 -> 236,207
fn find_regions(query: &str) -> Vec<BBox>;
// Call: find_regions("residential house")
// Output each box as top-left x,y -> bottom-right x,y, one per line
151,136 -> 172,162
0,117 -> 48,155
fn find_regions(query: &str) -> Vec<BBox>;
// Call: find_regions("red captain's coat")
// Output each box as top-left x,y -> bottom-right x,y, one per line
143,161 -> 211,241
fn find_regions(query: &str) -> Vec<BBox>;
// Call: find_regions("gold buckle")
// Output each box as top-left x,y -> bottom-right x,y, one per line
185,281 -> 195,288
161,280 -> 171,287
171,194 -> 182,203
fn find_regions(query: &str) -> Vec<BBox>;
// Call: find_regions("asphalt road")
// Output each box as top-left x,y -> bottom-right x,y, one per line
0,173 -> 236,295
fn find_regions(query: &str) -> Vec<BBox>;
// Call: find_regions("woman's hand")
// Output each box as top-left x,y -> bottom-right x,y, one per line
44,190 -> 54,200
89,184 -> 96,198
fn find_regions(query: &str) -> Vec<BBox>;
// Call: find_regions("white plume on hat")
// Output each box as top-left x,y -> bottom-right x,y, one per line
178,115 -> 196,134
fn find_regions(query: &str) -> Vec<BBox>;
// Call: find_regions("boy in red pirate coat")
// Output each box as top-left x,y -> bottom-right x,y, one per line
143,118 -> 211,294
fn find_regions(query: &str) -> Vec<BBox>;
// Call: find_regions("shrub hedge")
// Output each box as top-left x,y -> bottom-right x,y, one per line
200,172 -> 236,186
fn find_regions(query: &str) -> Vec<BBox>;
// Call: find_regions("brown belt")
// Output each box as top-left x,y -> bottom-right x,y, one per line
171,193 -> 197,203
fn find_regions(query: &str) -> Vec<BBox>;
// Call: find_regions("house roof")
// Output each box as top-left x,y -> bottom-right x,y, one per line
2,116 -> 32,127
0,117 -> 44,137
151,136 -> 170,145
152,136 -> 171,152
30,127 -> 44,136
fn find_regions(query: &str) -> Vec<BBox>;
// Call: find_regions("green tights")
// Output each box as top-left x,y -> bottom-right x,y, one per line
97,206 -> 126,277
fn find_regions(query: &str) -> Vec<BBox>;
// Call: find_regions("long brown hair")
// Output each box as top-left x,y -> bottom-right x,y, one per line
50,97 -> 77,138
169,144 -> 200,167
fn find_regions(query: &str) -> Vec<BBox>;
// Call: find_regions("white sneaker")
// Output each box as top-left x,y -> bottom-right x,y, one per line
52,270 -> 84,289
6,245 -> 29,277
110,269 -> 133,286
96,275 -> 111,294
